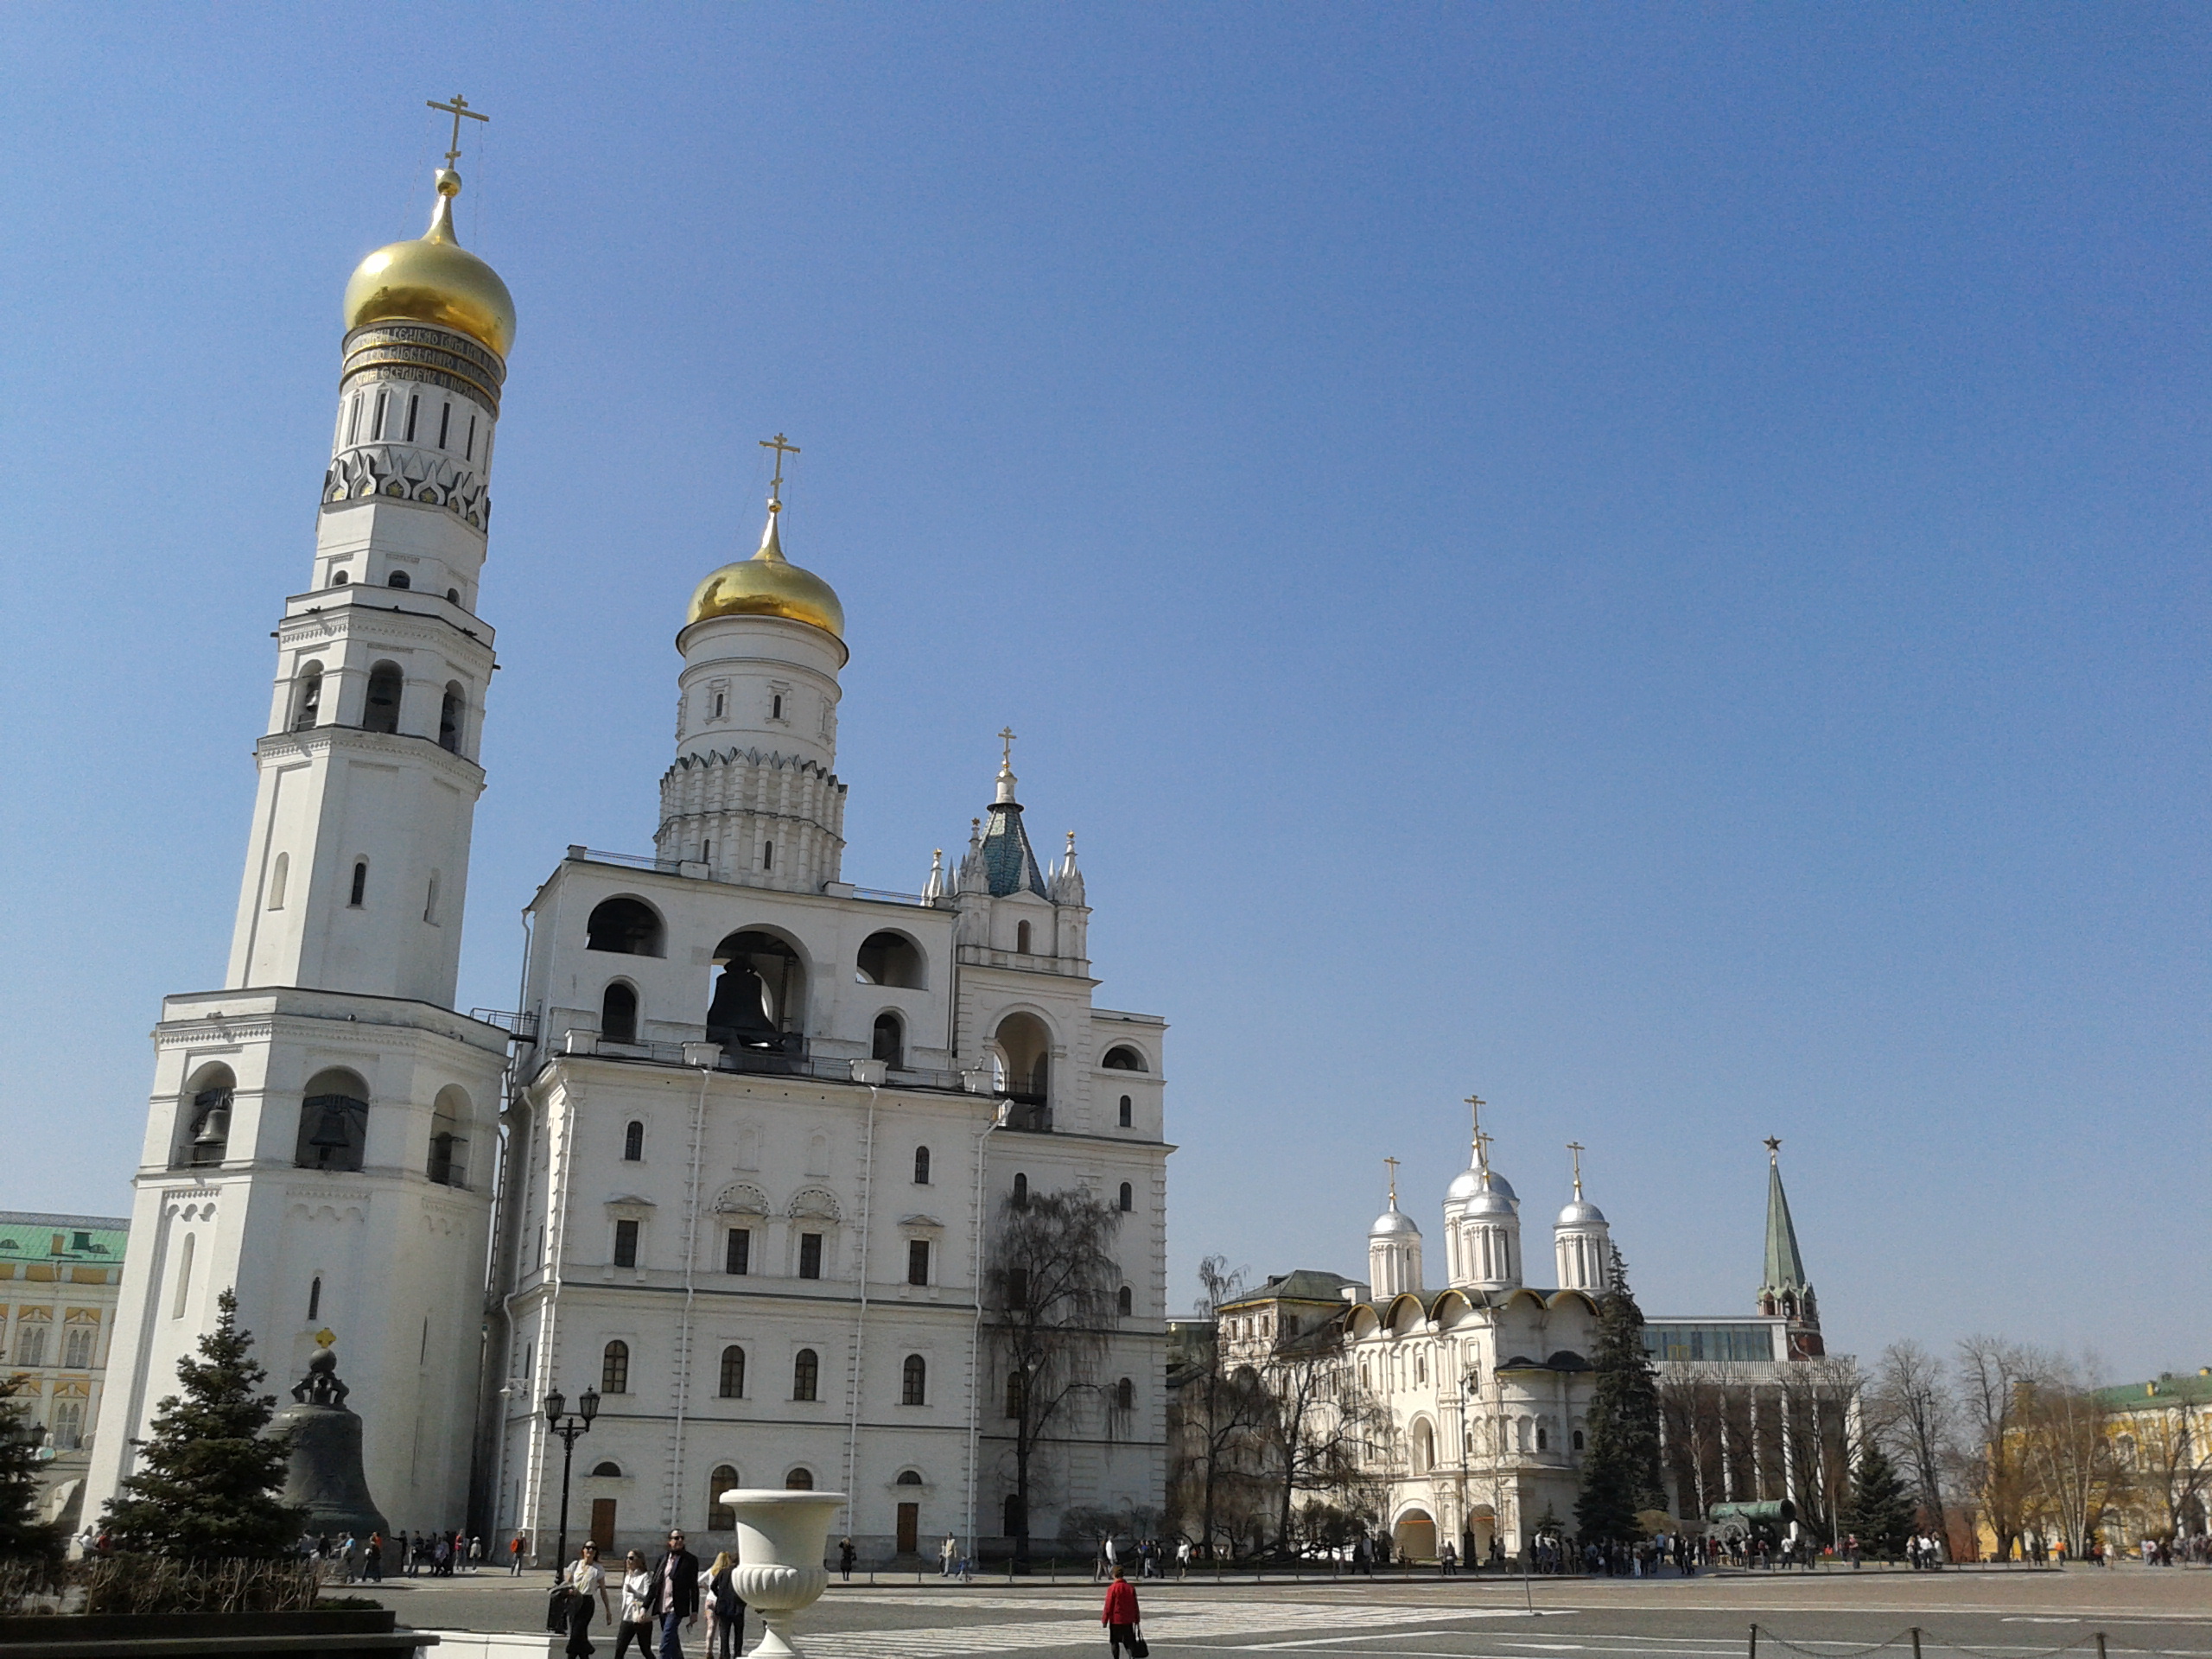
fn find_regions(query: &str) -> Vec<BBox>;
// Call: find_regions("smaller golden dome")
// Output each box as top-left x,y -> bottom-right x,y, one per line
687,510 -> 846,639
343,169 -> 516,358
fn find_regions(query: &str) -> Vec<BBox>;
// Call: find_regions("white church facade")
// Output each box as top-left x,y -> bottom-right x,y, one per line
1216,1117 -> 1835,1563
85,127 -> 1171,1562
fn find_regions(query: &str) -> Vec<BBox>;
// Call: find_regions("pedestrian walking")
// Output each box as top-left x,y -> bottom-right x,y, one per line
647,1527 -> 701,1659
839,1536 -> 856,1581
613,1551 -> 654,1659
1101,1562 -> 1144,1657
941,1532 -> 958,1577
511,1532 -> 529,1575
561,1541 -> 613,1659
702,1549 -> 744,1659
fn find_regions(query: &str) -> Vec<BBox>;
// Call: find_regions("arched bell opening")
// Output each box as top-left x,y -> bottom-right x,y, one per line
706,929 -> 808,1055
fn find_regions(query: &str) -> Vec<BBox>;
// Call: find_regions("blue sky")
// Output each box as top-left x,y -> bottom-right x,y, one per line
2,6 -> 2203,1378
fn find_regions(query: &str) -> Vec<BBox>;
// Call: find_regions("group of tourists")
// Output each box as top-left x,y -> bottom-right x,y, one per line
1092,1534 -> 1187,1580
555,1528 -> 745,1659
280,1528 -> 479,1583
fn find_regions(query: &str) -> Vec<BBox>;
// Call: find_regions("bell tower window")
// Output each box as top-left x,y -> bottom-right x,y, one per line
439,683 -> 464,753
363,662 -> 403,734
387,569 -> 410,590
292,664 -> 323,731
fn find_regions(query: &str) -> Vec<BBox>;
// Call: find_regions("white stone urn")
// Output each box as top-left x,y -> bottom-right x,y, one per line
719,1488 -> 847,1657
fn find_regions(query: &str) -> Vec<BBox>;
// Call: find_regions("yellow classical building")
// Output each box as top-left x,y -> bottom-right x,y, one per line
0,1212 -> 130,1532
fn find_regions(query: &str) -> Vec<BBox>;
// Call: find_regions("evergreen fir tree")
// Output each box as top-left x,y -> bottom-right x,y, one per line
1840,1442 -> 1916,1560
99,1289 -> 302,1559
0,1375 -> 60,1560
1573,1247 -> 1667,1544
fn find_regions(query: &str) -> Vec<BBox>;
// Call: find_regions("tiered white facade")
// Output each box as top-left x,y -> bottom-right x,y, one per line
487,502 -> 1170,1560
86,145 -> 1171,1560
84,164 -> 518,1532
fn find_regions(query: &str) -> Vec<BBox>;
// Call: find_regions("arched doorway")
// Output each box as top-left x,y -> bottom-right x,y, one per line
1392,1507 -> 1437,1563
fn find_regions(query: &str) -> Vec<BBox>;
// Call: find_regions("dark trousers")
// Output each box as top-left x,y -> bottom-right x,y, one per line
564,1596 -> 595,1658
709,1605 -> 742,1659
1109,1624 -> 1140,1656
658,1612 -> 687,1659
613,1619 -> 652,1659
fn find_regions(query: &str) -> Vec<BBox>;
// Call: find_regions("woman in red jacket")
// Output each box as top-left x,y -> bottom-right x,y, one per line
1102,1562 -> 1141,1655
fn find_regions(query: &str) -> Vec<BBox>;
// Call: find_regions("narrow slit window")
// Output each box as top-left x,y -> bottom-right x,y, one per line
438,402 -> 452,449
372,391 -> 387,440
308,1276 -> 321,1320
346,395 -> 362,445
404,394 -> 419,442
1119,1094 -> 1133,1128
622,1120 -> 644,1161
349,861 -> 368,907
712,692 -> 725,718
772,694 -> 784,720
423,871 -> 440,925
267,852 -> 289,910
762,840 -> 774,871
465,414 -> 476,459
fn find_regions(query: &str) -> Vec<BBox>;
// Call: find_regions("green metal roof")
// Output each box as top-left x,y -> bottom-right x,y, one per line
0,1211 -> 130,1265
2096,1371 -> 2212,1410
1761,1157 -> 1809,1294
979,802 -> 1048,898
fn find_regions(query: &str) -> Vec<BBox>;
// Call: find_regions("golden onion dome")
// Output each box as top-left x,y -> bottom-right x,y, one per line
342,168 -> 516,358
687,509 -> 846,639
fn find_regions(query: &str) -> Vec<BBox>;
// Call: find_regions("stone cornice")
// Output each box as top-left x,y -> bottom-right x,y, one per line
251,724 -> 486,790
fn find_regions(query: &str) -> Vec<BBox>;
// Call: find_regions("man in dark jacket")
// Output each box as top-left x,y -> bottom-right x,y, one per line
647,1528 -> 700,1659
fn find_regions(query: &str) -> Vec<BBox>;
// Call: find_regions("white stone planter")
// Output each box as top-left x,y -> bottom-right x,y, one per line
719,1488 -> 847,1657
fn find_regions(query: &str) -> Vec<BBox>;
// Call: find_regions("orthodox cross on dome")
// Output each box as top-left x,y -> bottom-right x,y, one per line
426,93 -> 490,168
1000,727 -> 1016,767
1383,1155 -> 1402,1207
1567,1140 -> 1586,1199
759,433 -> 801,512
1465,1092 -> 1491,1174
1764,1135 -> 1783,1162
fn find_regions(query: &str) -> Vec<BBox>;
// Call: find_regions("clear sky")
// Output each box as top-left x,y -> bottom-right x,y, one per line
2,7 -> 2202,1379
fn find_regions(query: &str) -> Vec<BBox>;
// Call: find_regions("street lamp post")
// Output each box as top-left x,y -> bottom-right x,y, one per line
543,1385 -> 601,1579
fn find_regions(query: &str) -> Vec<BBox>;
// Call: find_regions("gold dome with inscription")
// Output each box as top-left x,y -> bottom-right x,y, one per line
342,168 -> 516,358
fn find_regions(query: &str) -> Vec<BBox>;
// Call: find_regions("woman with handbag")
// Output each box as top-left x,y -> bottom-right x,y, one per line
613,1550 -> 654,1659
1101,1562 -> 1147,1656
557,1541 -> 613,1657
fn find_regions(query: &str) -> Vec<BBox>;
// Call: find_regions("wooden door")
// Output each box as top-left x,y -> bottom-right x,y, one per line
590,1499 -> 617,1551
896,1503 -> 919,1555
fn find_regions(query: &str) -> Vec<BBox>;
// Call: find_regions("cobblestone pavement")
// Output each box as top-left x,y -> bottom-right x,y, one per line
366,1566 -> 2211,1659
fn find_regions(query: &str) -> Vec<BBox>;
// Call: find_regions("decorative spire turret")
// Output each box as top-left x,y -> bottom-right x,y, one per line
972,730 -> 1046,897
1047,830 -> 1086,905
1758,1138 -> 1822,1353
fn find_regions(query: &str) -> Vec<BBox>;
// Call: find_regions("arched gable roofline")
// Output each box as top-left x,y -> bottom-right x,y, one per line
1546,1287 -> 1602,1316
1500,1287 -> 1550,1315
1385,1291 -> 1428,1335
1430,1287 -> 1475,1325
1346,1305 -> 1382,1340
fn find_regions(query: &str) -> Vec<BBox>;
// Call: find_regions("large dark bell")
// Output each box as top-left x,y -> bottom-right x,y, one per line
270,1360 -> 389,1541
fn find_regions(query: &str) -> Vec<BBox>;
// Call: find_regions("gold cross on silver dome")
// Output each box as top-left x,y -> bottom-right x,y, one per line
760,433 -> 801,512
426,93 -> 489,168
1383,1155 -> 1402,1206
1567,1140 -> 1586,1198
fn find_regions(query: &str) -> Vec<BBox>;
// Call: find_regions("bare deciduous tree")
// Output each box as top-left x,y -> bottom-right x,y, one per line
1166,1256 -> 1274,1556
1956,1335 -> 2035,1560
1871,1339 -> 1955,1541
986,1185 -> 1122,1563
2015,1353 -> 2127,1559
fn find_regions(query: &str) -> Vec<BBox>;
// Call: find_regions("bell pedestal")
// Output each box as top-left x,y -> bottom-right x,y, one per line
719,1490 -> 845,1657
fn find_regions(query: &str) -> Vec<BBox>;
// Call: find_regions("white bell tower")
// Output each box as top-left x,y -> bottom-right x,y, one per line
1552,1141 -> 1612,1293
85,105 -> 518,1538
1367,1159 -> 1424,1300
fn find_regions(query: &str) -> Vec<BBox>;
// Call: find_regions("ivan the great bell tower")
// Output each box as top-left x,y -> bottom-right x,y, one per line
85,104 -> 518,1533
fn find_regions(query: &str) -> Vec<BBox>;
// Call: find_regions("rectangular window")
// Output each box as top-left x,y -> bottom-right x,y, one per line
437,401 -> 452,449
798,1232 -> 823,1279
725,1229 -> 750,1275
404,394 -> 419,442
907,1240 -> 930,1286
613,1218 -> 639,1269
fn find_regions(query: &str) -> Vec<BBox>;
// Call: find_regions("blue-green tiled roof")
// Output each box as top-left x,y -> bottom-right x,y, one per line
980,803 -> 1047,898
0,1211 -> 130,1265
